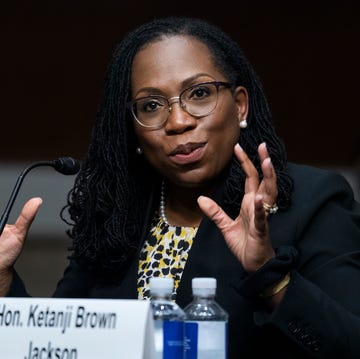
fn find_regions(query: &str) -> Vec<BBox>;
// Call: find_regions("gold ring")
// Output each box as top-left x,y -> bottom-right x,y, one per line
263,202 -> 278,214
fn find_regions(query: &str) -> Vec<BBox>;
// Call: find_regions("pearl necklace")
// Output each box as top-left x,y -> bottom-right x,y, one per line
159,181 -> 170,225
159,181 -> 200,229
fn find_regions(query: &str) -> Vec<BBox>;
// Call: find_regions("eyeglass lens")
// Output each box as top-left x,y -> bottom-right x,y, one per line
132,82 -> 222,127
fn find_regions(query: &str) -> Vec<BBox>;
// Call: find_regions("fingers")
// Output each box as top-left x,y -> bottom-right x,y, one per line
14,197 -> 43,236
235,142 -> 278,202
254,194 -> 268,234
258,143 -> 278,206
234,144 -> 259,193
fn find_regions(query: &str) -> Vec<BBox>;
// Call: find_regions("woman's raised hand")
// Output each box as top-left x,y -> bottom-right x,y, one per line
0,197 -> 42,295
197,142 -> 278,273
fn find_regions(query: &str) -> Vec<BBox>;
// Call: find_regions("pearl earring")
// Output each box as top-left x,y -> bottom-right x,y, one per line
136,147 -> 143,155
239,119 -> 248,129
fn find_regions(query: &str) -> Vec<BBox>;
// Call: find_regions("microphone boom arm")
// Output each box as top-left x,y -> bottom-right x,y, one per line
0,158 -> 79,236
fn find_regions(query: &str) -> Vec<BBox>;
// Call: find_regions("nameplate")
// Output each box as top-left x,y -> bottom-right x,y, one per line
0,297 -> 155,358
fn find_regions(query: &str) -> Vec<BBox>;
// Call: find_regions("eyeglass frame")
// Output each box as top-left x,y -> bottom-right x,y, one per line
127,80 -> 232,129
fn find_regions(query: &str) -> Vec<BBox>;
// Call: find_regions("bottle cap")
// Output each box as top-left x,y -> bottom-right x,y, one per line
149,277 -> 174,296
192,277 -> 217,296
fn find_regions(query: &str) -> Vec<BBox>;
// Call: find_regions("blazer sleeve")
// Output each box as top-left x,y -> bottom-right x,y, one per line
6,270 -> 30,297
254,167 -> 360,358
6,259 -> 93,298
52,259 -> 93,298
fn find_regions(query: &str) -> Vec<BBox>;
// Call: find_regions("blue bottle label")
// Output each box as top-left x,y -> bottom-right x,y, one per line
184,322 -> 198,359
162,320 -> 184,358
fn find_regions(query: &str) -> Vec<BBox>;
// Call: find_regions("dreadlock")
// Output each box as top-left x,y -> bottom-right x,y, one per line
61,16 -> 293,274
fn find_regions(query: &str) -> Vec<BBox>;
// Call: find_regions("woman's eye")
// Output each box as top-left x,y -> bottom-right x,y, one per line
189,86 -> 211,100
140,99 -> 164,113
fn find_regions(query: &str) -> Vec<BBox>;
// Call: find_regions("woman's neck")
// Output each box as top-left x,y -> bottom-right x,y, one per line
162,181 -> 216,227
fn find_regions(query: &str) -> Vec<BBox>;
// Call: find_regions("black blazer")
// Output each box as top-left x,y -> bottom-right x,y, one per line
10,163 -> 360,358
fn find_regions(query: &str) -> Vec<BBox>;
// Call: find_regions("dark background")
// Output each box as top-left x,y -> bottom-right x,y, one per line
1,1 -> 359,296
1,0 -> 359,167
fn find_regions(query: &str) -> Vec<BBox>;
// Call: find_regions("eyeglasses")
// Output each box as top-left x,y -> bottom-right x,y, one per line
127,81 -> 232,129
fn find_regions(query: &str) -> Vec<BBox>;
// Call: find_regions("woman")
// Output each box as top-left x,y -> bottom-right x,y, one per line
1,16 -> 360,358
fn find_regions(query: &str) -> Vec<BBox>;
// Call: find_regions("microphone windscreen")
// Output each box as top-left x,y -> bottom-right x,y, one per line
53,157 -> 81,175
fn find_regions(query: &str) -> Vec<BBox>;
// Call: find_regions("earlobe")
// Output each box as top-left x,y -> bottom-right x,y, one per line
234,86 -> 249,121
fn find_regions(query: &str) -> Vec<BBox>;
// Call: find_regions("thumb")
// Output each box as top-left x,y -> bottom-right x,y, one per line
14,197 -> 43,235
197,195 -> 232,231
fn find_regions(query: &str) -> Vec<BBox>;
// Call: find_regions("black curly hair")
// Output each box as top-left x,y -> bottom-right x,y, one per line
62,16 -> 293,274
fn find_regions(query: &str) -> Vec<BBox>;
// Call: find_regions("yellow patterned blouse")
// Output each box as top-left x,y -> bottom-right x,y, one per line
137,214 -> 198,300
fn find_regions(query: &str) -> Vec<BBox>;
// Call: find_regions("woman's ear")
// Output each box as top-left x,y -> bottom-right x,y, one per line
234,86 -> 249,126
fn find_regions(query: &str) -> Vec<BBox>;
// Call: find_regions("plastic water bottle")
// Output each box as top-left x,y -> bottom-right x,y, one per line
149,277 -> 185,359
184,277 -> 228,359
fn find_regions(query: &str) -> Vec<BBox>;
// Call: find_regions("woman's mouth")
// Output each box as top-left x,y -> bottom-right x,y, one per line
169,142 -> 206,165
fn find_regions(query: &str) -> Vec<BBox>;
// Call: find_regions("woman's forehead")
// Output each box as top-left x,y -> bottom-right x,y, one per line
131,36 -> 222,93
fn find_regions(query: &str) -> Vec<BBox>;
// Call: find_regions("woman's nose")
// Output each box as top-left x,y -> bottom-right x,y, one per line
165,102 -> 197,133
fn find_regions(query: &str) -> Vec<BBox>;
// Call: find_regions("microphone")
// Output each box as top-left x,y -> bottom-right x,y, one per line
0,156 -> 81,236
53,156 -> 81,175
